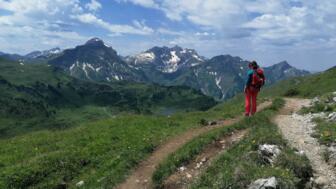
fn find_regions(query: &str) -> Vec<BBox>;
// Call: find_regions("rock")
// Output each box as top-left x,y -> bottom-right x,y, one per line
328,112 -> 336,122
305,178 -> 314,189
314,176 -> 328,187
327,144 -> 336,166
179,166 -> 186,172
248,177 -> 278,189
333,97 -> 336,103
76,181 -> 84,187
195,162 -> 202,169
258,144 -> 281,164
312,112 -> 326,119
186,173 -> 192,179
312,97 -> 320,104
201,157 -> 208,162
333,91 -> 336,96
295,150 -> 305,156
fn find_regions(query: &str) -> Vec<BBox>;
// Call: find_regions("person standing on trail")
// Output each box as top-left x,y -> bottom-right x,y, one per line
244,61 -> 265,117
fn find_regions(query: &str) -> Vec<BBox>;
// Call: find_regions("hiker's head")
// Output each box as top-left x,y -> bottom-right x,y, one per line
248,61 -> 259,70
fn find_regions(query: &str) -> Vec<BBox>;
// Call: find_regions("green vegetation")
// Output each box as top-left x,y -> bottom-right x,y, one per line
314,118 -> 336,146
0,58 -> 216,137
189,99 -> 313,188
0,85 -> 247,188
262,67 -> 336,98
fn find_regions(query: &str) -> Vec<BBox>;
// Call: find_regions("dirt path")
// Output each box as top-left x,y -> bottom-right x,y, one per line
274,98 -> 336,188
163,129 -> 248,189
116,101 -> 271,189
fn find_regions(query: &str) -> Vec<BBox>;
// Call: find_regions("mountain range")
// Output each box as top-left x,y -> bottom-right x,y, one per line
0,38 -> 310,100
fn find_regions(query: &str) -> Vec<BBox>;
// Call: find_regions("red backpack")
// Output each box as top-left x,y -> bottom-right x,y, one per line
252,68 -> 265,89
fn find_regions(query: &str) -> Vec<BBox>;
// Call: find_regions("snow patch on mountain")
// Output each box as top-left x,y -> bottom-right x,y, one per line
82,63 -> 90,78
193,54 -> 203,62
215,77 -> 222,90
70,63 -> 76,71
161,51 -> 181,73
96,67 -> 103,72
169,51 -> 180,64
135,52 -> 155,63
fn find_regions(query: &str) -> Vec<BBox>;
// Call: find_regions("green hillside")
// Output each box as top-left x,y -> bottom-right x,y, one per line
0,58 -> 216,137
0,91 -> 245,189
262,66 -> 336,98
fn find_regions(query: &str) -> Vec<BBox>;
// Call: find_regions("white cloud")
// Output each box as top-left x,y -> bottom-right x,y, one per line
0,0 -> 154,53
0,0 -> 88,53
115,0 -> 336,70
85,0 -> 102,12
72,13 -> 154,35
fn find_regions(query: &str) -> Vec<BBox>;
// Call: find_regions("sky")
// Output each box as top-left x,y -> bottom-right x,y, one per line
0,0 -> 335,71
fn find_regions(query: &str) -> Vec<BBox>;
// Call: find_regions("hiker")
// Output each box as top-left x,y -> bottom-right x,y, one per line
244,61 -> 265,116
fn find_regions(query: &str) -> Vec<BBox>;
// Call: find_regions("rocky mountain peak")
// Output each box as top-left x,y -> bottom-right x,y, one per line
275,61 -> 291,68
85,37 -> 105,46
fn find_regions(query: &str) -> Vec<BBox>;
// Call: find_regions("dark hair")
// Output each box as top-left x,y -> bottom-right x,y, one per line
249,60 -> 259,69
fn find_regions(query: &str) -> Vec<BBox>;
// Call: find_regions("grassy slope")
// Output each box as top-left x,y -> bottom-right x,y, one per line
262,67 -> 336,98
0,87 -> 246,189
0,58 -> 216,137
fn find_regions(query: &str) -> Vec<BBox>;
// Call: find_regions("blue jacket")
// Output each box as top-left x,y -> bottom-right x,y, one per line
246,70 -> 254,86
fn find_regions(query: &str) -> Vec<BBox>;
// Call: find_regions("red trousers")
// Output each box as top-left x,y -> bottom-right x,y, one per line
245,87 -> 259,116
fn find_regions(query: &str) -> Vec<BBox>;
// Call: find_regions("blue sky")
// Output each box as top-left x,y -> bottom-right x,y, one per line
0,0 -> 335,71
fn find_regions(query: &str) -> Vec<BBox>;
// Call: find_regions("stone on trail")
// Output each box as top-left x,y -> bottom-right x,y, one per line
258,144 -> 281,164
179,166 -> 186,172
248,177 -> 278,189
314,176 -> 329,188
76,181 -> 84,187
312,97 -> 320,104
186,173 -> 192,179
327,144 -> 336,167
328,112 -> 336,122
295,150 -> 305,156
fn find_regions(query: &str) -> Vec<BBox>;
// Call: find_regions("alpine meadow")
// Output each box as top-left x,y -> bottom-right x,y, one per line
0,0 -> 336,189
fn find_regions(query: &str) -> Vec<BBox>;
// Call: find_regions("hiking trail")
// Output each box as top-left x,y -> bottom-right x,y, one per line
163,129 -> 248,189
116,101 -> 271,189
274,98 -> 336,188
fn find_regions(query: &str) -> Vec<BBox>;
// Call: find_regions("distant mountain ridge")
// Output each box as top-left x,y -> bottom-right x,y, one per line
124,45 -> 205,73
49,38 -> 146,82
0,47 -> 62,63
25,48 -> 62,59
0,38 -> 311,100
